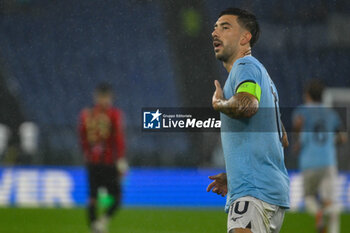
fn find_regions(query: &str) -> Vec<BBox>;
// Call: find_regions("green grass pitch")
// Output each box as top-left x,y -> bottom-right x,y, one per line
0,208 -> 349,233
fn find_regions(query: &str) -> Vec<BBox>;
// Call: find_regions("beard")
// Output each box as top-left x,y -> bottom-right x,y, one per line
215,52 -> 228,62
215,47 -> 232,62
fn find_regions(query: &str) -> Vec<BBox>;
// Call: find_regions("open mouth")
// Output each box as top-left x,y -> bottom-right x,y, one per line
213,40 -> 222,50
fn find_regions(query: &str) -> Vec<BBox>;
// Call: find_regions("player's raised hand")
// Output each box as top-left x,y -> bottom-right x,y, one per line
206,172 -> 228,197
212,80 -> 225,111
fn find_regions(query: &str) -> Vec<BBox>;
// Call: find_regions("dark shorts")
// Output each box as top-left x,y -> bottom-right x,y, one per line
87,164 -> 121,199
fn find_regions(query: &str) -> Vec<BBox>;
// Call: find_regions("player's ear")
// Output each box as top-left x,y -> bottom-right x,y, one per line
240,31 -> 252,46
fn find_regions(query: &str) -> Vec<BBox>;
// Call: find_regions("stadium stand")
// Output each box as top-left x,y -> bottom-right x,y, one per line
0,0 -> 185,164
0,0 -> 349,166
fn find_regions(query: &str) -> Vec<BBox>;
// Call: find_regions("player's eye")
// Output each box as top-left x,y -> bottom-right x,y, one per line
223,26 -> 229,30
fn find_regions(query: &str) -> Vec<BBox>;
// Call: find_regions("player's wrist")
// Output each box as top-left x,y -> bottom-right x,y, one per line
222,173 -> 227,181
213,98 -> 227,112
215,100 -> 238,118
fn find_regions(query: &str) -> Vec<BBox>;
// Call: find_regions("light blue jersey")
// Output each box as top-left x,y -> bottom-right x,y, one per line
221,56 -> 290,212
292,103 -> 341,171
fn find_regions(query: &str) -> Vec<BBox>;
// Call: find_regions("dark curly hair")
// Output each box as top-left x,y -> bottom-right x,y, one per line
219,8 -> 260,47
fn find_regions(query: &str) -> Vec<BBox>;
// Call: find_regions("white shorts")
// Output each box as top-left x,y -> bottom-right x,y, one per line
227,196 -> 285,233
303,166 -> 337,202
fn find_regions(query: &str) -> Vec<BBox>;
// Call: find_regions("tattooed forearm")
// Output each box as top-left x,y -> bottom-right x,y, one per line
220,92 -> 259,119
236,95 -> 257,117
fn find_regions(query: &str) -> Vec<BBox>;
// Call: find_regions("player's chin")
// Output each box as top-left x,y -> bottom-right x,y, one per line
215,52 -> 225,61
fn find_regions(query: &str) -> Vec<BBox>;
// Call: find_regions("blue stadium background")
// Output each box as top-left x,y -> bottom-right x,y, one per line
0,1 -> 349,169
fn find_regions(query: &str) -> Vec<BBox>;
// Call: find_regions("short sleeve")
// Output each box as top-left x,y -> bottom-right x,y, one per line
233,62 -> 262,94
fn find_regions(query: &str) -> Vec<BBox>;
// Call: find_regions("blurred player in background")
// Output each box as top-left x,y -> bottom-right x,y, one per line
292,79 -> 347,233
78,83 -> 127,233
207,8 -> 289,233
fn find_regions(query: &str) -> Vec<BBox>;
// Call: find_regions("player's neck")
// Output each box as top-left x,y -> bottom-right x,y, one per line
95,104 -> 110,111
223,48 -> 252,73
306,100 -> 322,105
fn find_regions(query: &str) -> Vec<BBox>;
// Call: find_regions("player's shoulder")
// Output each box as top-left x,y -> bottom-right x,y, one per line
78,108 -> 92,122
236,56 -> 262,67
292,104 -> 306,116
295,104 -> 306,110
234,56 -> 263,76
232,56 -> 264,84
110,107 -> 124,116
327,106 -> 338,115
327,107 -> 340,121
80,107 -> 92,116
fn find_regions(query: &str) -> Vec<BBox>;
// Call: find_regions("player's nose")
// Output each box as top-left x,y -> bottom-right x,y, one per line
212,29 -> 218,39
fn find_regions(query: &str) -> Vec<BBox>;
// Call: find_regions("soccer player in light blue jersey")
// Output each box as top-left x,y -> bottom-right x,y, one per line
292,80 -> 347,233
206,8 -> 290,233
